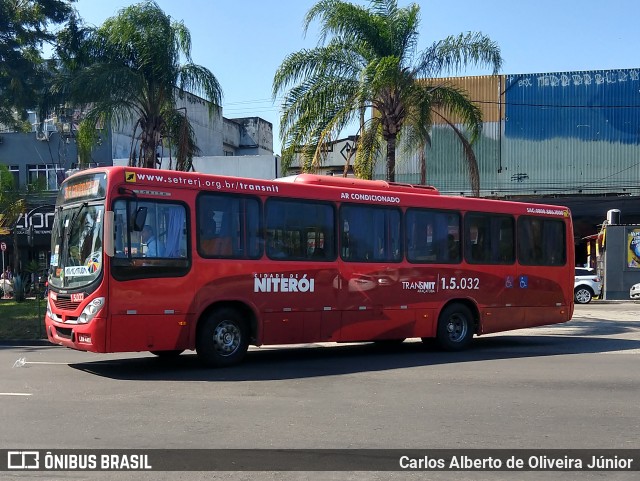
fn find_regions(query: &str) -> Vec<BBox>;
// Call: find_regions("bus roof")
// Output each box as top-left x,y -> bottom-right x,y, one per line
276,174 -> 440,195
64,167 -> 573,217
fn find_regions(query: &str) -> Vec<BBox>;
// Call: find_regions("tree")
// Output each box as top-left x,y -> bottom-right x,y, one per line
55,1 -> 222,170
273,0 -> 502,194
0,0 -> 74,130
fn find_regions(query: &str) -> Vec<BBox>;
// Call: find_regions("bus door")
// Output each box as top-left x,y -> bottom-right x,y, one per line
337,205 -> 411,341
261,202 -> 341,344
109,198 -> 193,352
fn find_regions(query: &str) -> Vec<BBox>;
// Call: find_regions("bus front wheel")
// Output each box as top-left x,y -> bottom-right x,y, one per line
196,308 -> 249,367
433,304 -> 474,351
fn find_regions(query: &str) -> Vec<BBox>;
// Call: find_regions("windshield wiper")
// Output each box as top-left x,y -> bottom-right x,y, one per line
66,202 -> 88,241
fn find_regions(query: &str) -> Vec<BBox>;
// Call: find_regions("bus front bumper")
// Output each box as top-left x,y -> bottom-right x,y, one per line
45,315 -> 107,353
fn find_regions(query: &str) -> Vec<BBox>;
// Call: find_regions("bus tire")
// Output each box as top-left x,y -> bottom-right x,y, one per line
150,350 -> 184,358
435,304 -> 474,351
196,308 -> 249,367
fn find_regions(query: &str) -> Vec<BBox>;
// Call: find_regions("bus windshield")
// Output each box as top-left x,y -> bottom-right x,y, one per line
49,203 -> 104,290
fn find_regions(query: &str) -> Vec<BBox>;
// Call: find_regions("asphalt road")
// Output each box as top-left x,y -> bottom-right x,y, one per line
1,301 -> 639,481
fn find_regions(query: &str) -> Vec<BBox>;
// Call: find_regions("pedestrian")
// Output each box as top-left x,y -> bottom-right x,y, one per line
1,266 -> 12,280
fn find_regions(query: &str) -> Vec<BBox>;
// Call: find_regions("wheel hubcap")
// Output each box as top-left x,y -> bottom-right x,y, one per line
576,289 -> 590,303
213,321 -> 241,356
446,315 -> 468,342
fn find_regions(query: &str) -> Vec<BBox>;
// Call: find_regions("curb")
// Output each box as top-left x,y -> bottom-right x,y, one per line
590,299 -> 638,304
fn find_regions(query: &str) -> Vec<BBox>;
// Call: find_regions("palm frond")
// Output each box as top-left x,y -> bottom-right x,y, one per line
276,0 -> 502,188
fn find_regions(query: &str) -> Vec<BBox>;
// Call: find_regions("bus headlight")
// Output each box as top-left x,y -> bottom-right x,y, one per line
46,297 -> 52,318
78,297 -> 105,324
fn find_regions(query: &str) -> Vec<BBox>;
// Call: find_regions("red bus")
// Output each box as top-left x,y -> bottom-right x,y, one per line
45,166 -> 574,366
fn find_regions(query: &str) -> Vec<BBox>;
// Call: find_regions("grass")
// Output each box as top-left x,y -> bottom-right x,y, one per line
0,298 -> 47,340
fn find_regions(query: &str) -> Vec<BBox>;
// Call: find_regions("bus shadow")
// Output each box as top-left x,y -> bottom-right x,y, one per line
557,317 -> 640,336
68,334 -> 640,382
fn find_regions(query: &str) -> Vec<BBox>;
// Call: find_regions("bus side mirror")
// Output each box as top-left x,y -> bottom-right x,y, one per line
133,207 -> 147,232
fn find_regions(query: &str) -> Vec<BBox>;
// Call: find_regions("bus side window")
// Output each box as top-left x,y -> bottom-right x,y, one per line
265,199 -> 334,261
465,214 -> 490,263
197,193 -> 262,259
340,204 -> 401,262
518,216 -> 565,266
406,208 -> 459,264
543,220 -> 566,265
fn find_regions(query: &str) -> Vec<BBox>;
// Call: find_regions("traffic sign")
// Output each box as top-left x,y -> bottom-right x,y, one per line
0,242 -> 6,251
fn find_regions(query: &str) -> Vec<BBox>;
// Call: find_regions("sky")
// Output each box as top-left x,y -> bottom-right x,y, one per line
71,0 -> 640,155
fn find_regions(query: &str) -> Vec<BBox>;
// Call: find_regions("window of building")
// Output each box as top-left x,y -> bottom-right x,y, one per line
8,165 -> 19,187
27,164 -> 64,190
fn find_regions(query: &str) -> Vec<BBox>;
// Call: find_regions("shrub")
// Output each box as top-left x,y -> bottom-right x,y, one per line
13,275 -> 26,302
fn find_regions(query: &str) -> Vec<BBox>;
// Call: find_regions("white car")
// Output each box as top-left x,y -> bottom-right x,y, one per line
630,283 -> 640,300
574,268 -> 602,304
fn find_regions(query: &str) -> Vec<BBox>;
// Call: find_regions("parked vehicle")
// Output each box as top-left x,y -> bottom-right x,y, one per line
630,282 -> 640,299
574,268 -> 602,304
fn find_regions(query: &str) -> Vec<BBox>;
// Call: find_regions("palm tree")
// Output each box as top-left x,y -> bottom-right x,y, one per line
56,1 -> 222,170
273,0 -> 502,194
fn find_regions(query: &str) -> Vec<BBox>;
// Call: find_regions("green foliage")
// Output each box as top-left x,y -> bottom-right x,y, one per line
76,118 -> 101,167
25,260 -> 41,275
0,164 -> 15,193
0,165 -> 24,232
0,0 -> 75,129
273,0 -> 502,192
0,298 -> 46,340
54,1 -> 223,171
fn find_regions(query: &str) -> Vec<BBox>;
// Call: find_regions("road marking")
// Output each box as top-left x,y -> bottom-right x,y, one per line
0,393 -> 32,396
23,361 -> 70,365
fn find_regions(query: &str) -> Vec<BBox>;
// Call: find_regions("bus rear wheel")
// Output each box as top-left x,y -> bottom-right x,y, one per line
433,304 -> 474,351
196,308 -> 249,367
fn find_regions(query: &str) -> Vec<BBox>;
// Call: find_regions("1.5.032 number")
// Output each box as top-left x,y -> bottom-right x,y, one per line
440,277 -> 479,290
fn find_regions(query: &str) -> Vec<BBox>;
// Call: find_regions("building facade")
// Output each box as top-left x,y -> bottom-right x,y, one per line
375,68 -> 640,198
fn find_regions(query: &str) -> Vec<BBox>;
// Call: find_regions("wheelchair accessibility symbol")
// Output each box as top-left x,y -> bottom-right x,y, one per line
505,276 -> 514,288
519,275 -> 528,288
